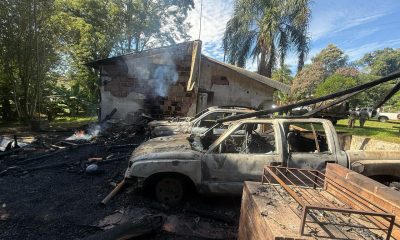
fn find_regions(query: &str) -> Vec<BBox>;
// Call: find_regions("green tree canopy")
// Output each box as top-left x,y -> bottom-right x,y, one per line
0,0 -> 195,122
355,74 -> 398,108
291,62 -> 325,99
51,0 -> 195,104
291,44 -> 349,99
272,65 -> 293,85
272,65 -> 293,104
315,74 -> 357,97
359,48 -> 400,76
0,0 -> 59,121
117,0 -> 194,54
311,44 -> 348,75
223,0 -> 311,77
51,0 -> 123,102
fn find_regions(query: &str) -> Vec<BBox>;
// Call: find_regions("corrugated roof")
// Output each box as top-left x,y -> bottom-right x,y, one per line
202,55 -> 291,93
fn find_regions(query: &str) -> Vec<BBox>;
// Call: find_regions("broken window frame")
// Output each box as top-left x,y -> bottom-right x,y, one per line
284,122 -> 331,154
207,121 -> 278,155
193,111 -> 234,128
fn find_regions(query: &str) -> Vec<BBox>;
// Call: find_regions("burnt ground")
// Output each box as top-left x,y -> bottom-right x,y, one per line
0,124 -> 240,240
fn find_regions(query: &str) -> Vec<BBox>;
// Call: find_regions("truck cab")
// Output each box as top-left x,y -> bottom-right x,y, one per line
126,118 -> 349,203
125,118 -> 398,205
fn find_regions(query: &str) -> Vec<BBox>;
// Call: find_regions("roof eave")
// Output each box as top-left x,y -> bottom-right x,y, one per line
201,55 -> 291,93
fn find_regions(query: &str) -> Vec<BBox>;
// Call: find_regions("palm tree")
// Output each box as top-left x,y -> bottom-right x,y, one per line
223,0 -> 311,78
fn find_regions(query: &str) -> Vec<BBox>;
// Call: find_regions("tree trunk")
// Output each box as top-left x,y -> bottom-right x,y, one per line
258,42 -> 274,78
297,51 -> 305,73
258,51 -> 267,76
1,98 -> 11,120
135,36 -> 140,53
258,53 -> 273,78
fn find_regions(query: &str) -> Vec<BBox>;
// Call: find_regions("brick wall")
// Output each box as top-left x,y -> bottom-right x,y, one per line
157,58 -> 195,118
100,43 -> 196,119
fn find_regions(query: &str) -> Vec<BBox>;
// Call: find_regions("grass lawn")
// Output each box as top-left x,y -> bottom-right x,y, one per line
0,116 -> 97,131
53,116 -> 97,123
50,116 -> 97,129
335,119 -> 400,144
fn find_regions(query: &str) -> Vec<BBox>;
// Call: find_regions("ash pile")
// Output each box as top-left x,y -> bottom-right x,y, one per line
0,109 -> 150,177
0,109 -> 149,239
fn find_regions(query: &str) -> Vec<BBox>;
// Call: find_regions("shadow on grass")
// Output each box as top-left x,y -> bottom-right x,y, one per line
336,120 -> 400,143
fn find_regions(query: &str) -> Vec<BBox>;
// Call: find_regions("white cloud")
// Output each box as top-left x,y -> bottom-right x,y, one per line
186,0 -> 234,60
310,11 -> 386,40
341,28 -> 381,45
345,38 -> 400,60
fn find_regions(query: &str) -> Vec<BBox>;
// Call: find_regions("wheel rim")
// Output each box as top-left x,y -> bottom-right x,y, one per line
155,177 -> 183,205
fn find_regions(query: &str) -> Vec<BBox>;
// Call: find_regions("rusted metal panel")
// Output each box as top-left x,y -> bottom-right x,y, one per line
262,165 -> 395,239
325,163 -> 400,239
238,182 -> 313,240
345,150 -> 400,180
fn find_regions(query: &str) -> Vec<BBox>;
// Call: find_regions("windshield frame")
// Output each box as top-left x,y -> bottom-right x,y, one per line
205,121 -> 244,153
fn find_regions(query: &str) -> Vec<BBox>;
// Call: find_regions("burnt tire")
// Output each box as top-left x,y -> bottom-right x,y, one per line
378,116 -> 389,122
154,176 -> 185,206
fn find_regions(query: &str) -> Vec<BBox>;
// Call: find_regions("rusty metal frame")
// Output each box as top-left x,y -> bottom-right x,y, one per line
261,166 -> 396,240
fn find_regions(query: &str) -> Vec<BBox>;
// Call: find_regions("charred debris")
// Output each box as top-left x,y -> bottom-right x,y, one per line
0,109 -> 147,177
0,109 -> 238,240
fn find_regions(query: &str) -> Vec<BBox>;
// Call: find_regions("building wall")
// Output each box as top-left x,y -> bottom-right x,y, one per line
198,59 -> 276,111
98,42 -> 278,121
99,42 -> 197,121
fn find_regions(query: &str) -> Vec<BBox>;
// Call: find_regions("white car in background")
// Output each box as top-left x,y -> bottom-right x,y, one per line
357,107 -> 400,122
375,111 -> 400,122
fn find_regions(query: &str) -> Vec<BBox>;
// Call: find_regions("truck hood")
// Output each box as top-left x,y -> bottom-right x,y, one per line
148,118 -> 192,128
150,122 -> 192,137
129,134 -> 200,161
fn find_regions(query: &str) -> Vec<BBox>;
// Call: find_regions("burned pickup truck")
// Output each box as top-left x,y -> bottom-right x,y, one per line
147,106 -> 254,137
125,118 -> 400,205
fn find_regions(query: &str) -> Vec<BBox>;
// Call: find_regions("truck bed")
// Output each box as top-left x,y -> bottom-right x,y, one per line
238,164 -> 400,239
239,181 -> 390,239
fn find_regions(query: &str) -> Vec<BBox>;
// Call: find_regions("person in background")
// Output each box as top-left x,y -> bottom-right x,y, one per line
348,109 -> 357,128
359,108 -> 369,128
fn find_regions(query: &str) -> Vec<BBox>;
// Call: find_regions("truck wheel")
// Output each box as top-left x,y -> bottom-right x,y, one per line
378,116 -> 389,122
154,176 -> 185,205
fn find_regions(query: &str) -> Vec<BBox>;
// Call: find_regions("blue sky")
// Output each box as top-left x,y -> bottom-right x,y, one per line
185,0 -> 400,74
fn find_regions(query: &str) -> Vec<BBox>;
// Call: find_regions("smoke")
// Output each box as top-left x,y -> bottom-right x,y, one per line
125,50 -> 180,97
152,65 -> 179,97
66,124 -> 101,141
0,137 -> 28,151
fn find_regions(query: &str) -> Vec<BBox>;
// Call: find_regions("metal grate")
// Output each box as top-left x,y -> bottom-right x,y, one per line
262,165 -> 396,239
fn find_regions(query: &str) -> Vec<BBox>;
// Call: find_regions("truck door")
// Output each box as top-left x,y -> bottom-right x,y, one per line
201,122 -> 280,194
283,121 -> 337,172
